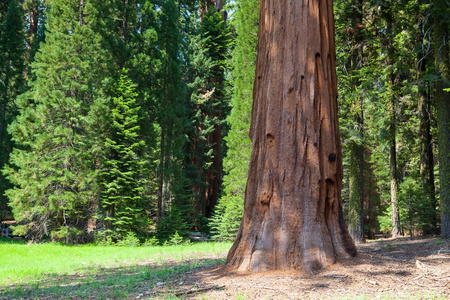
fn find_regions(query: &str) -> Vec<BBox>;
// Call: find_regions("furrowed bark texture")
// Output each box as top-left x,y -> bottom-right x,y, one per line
226,0 -> 357,272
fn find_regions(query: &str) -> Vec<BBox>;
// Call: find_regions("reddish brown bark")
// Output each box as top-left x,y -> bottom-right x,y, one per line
200,0 -> 224,19
26,1 -> 39,50
194,0 -> 226,218
226,0 -> 357,272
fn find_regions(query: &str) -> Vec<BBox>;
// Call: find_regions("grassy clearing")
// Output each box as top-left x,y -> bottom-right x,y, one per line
0,238 -> 232,299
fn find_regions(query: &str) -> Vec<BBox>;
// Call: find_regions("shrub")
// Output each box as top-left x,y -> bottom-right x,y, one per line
116,232 -> 140,247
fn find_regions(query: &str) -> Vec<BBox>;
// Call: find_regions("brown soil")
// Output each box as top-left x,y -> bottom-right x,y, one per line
139,237 -> 450,299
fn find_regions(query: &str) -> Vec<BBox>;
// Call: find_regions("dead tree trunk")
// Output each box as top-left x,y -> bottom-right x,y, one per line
226,0 -> 357,272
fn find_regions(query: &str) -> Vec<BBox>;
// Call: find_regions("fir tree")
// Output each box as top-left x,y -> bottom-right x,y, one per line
125,0 -> 160,217
98,70 -> 148,241
4,0 -> 110,243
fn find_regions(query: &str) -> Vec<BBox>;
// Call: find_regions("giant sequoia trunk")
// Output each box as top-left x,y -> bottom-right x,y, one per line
226,0 -> 357,272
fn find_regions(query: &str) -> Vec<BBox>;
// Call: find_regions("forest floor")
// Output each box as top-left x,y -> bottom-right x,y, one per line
141,237 -> 450,299
1,237 -> 449,299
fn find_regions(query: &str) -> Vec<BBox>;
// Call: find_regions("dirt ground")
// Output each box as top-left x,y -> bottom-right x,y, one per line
142,237 -> 450,299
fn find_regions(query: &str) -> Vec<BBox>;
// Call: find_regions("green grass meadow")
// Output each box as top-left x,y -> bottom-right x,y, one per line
0,238 -> 232,299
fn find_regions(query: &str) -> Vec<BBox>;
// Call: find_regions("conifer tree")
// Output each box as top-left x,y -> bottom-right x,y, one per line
349,0 -> 433,237
117,0 -> 160,216
187,6 -> 230,219
199,6 -> 230,219
155,0 -> 185,222
415,0 -> 438,233
433,0 -> 450,238
181,3 -> 217,231
0,0 -> 26,222
4,0 -> 110,243
210,0 -> 259,240
98,70 -> 148,241
335,1 -> 382,238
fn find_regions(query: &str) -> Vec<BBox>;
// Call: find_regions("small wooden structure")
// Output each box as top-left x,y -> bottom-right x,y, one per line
1,220 -> 16,238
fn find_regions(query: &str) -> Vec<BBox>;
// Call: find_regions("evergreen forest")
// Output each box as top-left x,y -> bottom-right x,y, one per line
0,0 -> 449,244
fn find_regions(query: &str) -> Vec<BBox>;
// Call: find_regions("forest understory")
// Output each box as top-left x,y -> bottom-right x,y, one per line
140,237 -> 449,299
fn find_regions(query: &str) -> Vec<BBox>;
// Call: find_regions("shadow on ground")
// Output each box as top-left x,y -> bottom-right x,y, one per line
0,257 -> 225,299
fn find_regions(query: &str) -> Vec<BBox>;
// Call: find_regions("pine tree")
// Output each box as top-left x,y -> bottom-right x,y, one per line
4,0 -> 110,243
210,0 -> 259,241
98,70 -> 148,241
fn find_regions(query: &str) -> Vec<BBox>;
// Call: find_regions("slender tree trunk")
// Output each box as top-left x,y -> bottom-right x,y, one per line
0,66 -> 8,148
26,0 -> 39,50
122,0 -> 128,43
79,0 -> 85,26
382,6 -> 401,238
418,54 -> 437,233
365,149 -> 381,239
389,94 -> 400,238
119,0 -> 129,68
347,0 -> 365,243
0,103 -> 5,147
158,125 -> 165,221
226,0 -> 357,272
205,123 -> 222,217
200,0 -> 217,19
349,139 -> 365,243
158,59 -> 169,221
24,0 -> 40,80
437,84 -> 450,238
434,0 -> 450,238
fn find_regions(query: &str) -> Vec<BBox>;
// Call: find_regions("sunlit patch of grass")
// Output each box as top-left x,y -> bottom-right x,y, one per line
0,240 -> 231,286
0,239 -> 230,299
0,242 -> 228,300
